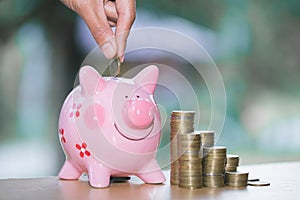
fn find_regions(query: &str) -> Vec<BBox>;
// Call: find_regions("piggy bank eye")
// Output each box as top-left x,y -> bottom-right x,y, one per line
136,95 -> 140,98
125,95 -> 128,98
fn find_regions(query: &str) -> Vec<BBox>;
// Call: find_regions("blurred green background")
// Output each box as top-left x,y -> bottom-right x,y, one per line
0,0 -> 299,178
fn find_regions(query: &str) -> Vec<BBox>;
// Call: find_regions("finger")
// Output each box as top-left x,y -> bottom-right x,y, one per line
104,1 -> 118,23
115,0 -> 136,62
77,0 -> 117,59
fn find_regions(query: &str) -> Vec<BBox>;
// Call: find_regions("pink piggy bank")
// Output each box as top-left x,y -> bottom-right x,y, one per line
58,65 -> 166,188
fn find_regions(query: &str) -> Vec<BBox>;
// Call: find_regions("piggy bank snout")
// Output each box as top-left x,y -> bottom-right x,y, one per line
124,99 -> 155,129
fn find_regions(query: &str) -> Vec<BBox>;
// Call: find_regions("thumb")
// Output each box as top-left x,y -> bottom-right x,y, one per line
78,1 -> 117,59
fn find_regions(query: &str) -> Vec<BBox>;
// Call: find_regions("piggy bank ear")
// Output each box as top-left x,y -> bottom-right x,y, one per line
79,66 -> 105,96
133,65 -> 159,94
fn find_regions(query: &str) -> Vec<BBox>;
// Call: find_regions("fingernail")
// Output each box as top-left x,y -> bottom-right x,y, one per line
101,42 -> 116,59
120,55 -> 125,63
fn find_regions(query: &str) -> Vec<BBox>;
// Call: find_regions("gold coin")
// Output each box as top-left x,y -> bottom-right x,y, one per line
204,152 -> 227,155
201,143 -> 214,147
178,148 -> 200,153
109,57 -> 121,77
203,179 -> 224,183
178,142 -> 201,145
178,150 -> 201,155
178,183 -> 202,189
178,143 -> 201,147
226,183 -> 247,187
171,131 -> 194,135
179,159 -> 202,163
203,162 -> 226,166
198,130 -> 214,134
170,124 -> 194,127
226,162 -> 239,165
203,171 -> 225,175
201,140 -> 214,144
200,136 -> 214,139
203,163 -> 226,167
248,178 -> 260,182
172,110 -> 196,114
179,170 -> 202,174
225,167 -> 237,172
179,182 -> 202,186
179,181 -> 202,185
204,146 -> 226,150
178,139 -> 201,142
178,183 -> 202,187
170,170 -> 178,175
178,135 -> 200,140
203,166 -> 226,171
203,166 -> 225,170
226,155 -> 239,164
178,155 -> 202,161
179,173 -> 202,177
247,181 -> 270,186
180,166 -> 202,170
227,154 -> 239,158
204,151 -> 227,155
179,161 -> 202,166
204,156 -> 226,160
203,181 -> 224,187
204,155 -> 227,159
179,154 -> 201,158
170,119 -> 194,122
171,120 -> 194,122
178,145 -> 201,150
178,184 -> 202,189
225,171 -> 249,177
179,178 -> 202,183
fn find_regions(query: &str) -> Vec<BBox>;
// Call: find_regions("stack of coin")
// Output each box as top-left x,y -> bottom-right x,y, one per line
170,160 -> 179,185
170,111 -> 195,185
203,175 -> 225,188
199,131 -> 215,148
225,154 -> 239,172
202,146 -> 227,187
198,130 -> 215,159
170,141 -> 179,185
177,133 -> 202,189
225,171 -> 249,187
170,125 -> 179,185
170,111 -> 195,134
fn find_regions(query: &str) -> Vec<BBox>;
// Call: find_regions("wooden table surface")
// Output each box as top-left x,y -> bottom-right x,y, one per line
0,161 -> 299,200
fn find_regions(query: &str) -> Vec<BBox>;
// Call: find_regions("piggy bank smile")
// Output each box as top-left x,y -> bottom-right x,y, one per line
113,95 -> 157,140
113,121 -> 154,141
109,77 -> 160,141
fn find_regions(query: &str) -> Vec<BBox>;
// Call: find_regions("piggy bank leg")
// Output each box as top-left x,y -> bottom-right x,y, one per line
87,161 -> 111,188
137,160 -> 166,184
58,160 -> 82,180
138,170 -> 166,184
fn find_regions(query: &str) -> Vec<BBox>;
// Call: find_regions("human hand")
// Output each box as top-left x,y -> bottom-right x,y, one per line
60,0 -> 136,62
